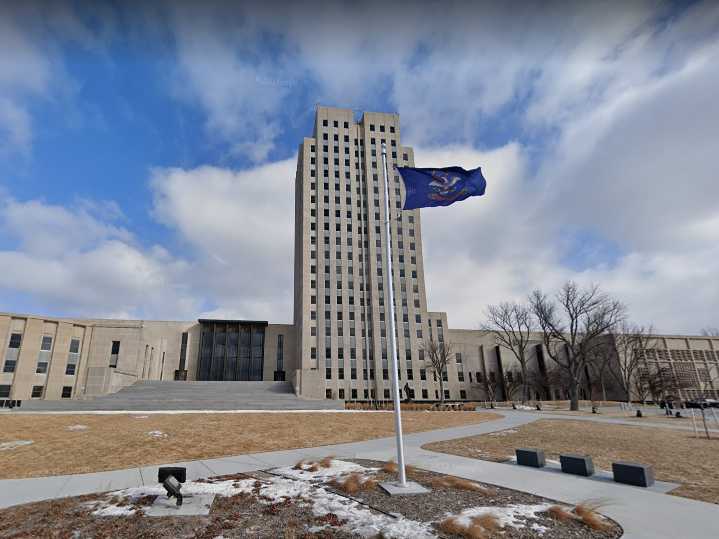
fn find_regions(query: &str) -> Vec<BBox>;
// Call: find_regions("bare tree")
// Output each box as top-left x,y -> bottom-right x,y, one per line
484,372 -> 499,407
609,323 -> 657,403
503,367 -> 524,403
482,302 -> 533,404
530,281 -> 626,411
423,337 -> 453,404
586,345 -> 613,402
701,327 -> 719,337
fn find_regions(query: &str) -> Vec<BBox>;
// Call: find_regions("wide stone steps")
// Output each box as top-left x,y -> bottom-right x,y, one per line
15,381 -> 344,411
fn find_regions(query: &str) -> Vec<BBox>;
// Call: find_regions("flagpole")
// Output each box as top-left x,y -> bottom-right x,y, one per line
381,142 -> 407,487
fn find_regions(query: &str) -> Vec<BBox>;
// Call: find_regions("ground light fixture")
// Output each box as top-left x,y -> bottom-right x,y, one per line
158,466 -> 187,506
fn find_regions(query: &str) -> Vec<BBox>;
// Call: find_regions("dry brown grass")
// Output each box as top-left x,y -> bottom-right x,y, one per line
424,418 -> 719,504
438,513 -> 499,539
382,461 -> 399,474
470,514 -> 500,532
330,472 -> 378,494
574,502 -> 612,532
547,505 -> 574,522
0,411 -> 500,479
431,475 -> 490,494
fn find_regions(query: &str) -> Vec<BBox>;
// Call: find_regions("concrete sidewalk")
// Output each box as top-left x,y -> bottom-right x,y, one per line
0,411 -> 716,538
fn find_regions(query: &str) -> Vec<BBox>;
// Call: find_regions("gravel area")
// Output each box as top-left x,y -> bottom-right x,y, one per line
0,459 -> 622,538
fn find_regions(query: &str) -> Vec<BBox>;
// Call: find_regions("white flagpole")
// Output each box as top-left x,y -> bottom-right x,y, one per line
381,142 -> 407,487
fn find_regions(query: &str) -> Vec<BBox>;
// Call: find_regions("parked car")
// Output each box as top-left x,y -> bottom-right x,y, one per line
685,398 -> 719,409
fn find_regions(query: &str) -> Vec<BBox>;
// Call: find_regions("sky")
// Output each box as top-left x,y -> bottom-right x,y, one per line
0,0 -> 718,334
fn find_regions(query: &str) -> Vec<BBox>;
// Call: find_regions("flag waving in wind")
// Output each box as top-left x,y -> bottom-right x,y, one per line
396,165 -> 487,210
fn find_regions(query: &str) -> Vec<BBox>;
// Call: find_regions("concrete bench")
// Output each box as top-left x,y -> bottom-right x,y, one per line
516,448 -> 545,468
612,461 -> 655,487
560,453 -> 594,476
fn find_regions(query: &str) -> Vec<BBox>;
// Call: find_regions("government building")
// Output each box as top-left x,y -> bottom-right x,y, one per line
2,107 -> 718,404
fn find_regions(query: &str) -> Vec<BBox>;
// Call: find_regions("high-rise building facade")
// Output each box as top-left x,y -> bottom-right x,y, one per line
293,106 -> 443,401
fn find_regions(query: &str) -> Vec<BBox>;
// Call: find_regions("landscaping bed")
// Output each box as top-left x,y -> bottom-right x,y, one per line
0,458 -> 621,538
423,419 -> 719,504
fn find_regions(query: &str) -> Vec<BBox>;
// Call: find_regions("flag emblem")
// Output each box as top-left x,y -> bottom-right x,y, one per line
396,166 -> 487,210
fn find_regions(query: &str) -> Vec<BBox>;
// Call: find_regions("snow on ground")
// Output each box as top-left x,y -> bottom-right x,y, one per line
515,405 -> 536,411
94,459 -> 434,537
132,415 -> 149,419
276,458 -> 378,480
449,503 -> 552,531
146,430 -> 167,439
0,440 -> 33,451
66,424 -> 88,431
488,429 -> 518,436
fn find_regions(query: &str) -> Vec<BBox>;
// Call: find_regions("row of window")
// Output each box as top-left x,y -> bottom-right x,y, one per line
326,387 -> 466,401
3,333 -> 120,374
324,366 -> 468,381
320,119 -> 396,134
0,385 -> 72,399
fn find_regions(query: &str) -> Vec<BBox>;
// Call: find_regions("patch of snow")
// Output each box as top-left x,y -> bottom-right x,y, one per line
132,415 -> 148,419
310,484 -> 435,538
92,503 -> 137,517
146,430 -> 167,439
0,440 -> 33,451
515,405 -> 535,411
450,504 -> 552,530
275,458 -> 377,480
532,522 -> 549,534
488,429 -> 518,436
66,424 -> 88,431
97,460 -> 434,537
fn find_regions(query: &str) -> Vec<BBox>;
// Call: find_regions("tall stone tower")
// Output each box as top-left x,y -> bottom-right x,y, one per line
293,106 -> 446,401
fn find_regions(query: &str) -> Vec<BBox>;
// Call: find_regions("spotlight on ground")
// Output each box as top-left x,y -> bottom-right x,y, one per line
158,466 -> 187,507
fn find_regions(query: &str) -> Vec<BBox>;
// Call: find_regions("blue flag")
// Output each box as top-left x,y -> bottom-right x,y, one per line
396,166 -> 487,210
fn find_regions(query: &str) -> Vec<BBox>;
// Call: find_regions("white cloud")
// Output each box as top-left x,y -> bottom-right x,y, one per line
150,160 -> 296,321
0,196 -> 197,319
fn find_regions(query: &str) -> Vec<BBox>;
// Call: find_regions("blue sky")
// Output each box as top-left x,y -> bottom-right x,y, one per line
1,0 -> 718,333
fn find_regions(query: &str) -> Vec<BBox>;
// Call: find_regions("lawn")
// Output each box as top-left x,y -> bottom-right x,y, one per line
423,419 -> 719,505
0,411 -> 500,479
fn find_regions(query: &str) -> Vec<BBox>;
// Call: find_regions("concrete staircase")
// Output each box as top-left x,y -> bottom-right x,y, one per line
15,381 -> 344,411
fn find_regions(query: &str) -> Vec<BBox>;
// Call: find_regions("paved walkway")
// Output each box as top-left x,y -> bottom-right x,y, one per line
0,412 -> 716,539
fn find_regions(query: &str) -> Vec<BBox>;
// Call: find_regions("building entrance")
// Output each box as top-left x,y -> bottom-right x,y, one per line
197,320 -> 266,381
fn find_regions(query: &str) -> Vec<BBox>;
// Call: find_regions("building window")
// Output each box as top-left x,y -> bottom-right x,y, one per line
460,390 -> 467,400
456,352 -> 462,363
384,389 -> 390,399
275,334 -> 285,380
420,369 -> 426,381
62,386 -> 72,399
36,335 -> 53,374
326,388 -> 333,399
3,332 -> 22,373
0,385 -> 11,398
66,338 -> 81,375
406,369 -> 413,380
351,388 -> 357,399
458,371 -> 464,382
338,388 -> 345,399
444,389 -> 450,400
338,368 -> 344,380
326,368 -> 332,379
422,389 -> 428,399
31,385 -> 44,398
109,341 -> 120,367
